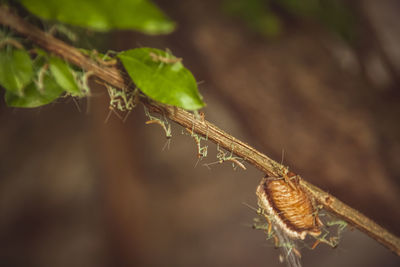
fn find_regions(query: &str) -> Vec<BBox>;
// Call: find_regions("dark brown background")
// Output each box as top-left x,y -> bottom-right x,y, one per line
1,0 -> 400,266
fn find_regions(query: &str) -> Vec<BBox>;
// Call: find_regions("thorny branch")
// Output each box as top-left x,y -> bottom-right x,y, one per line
1,6 -> 399,256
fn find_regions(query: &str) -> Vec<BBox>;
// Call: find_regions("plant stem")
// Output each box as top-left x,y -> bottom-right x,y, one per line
0,5 -> 399,256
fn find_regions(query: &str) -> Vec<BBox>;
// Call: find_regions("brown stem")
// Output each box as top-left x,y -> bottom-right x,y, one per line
0,5 -> 399,256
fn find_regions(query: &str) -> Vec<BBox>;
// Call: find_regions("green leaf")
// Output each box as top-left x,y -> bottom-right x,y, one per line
20,0 -> 175,34
0,48 -> 33,95
5,71 -> 64,108
49,56 -> 81,95
117,48 -> 205,110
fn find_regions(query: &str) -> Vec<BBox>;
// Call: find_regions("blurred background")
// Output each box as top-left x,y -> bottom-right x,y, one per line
1,0 -> 400,266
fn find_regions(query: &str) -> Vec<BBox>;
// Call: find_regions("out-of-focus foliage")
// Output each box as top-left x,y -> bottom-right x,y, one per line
0,47 -> 33,95
223,0 -> 282,37
5,52 -> 64,107
279,0 -> 356,41
118,48 -> 205,110
5,72 -> 64,107
49,56 -> 81,96
1,2 -> 206,110
223,0 -> 356,41
19,0 -> 175,34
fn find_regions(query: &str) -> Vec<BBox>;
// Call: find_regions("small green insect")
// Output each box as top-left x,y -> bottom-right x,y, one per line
35,63 -> 48,93
203,144 -> 246,170
149,49 -> 182,65
186,128 -> 208,159
105,84 -> 138,123
144,106 -> 172,150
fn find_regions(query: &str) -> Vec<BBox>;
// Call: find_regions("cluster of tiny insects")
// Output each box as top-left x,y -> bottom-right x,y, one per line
252,169 -> 347,266
136,105 -> 347,266
105,84 -> 139,123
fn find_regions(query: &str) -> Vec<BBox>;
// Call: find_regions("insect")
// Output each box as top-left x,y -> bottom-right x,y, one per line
280,241 -> 302,259
243,202 -> 274,237
149,49 -> 182,65
203,144 -> 246,170
79,49 -> 118,67
254,175 -> 347,266
310,218 -> 347,249
248,201 -> 302,267
35,63 -> 49,93
93,50 -> 118,66
76,70 -> 93,96
280,167 -> 299,191
145,119 -> 171,139
144,107 -> 172,150
327,219 -> 348,234
48,24 -> 78,43
105,84 -> 138,123
256,176 -> 322,240
193,110 -> 206,123
186,128 -> 208,159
